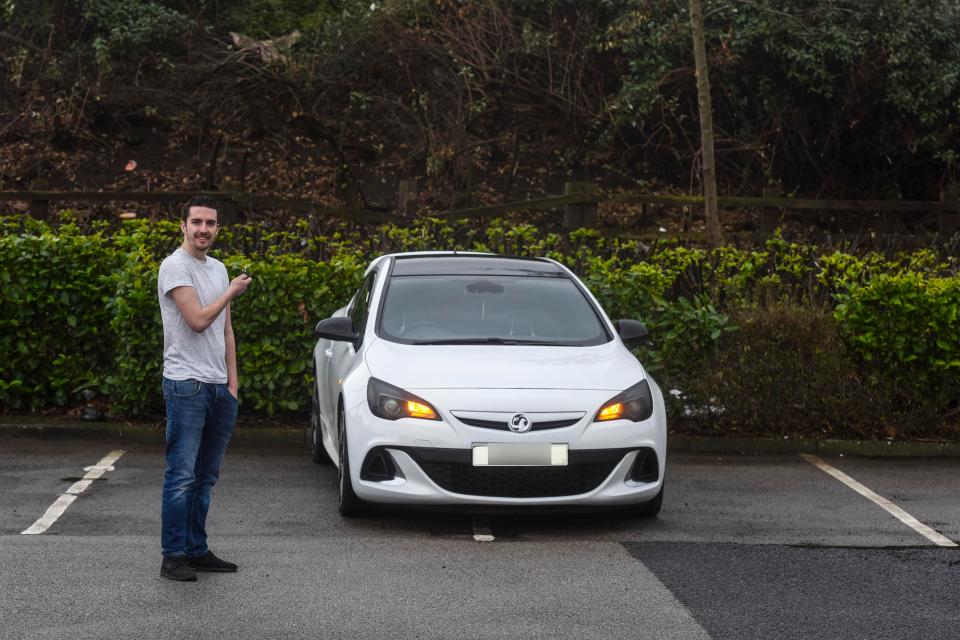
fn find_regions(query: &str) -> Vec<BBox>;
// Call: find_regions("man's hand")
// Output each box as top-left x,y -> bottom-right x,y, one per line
229,273 -> 252,298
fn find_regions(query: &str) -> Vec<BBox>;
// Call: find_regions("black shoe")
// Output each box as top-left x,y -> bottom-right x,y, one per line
160,557 -> 197,582
188,551 -> 237,572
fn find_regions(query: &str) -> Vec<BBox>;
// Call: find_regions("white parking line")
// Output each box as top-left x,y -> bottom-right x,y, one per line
800,453 -> 957,547
21,450 -> 125,535
472,516 -> 495,542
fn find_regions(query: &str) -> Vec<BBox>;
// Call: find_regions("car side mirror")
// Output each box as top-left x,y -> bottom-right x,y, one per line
315,317 -> 358,344
616,319 -> 648,345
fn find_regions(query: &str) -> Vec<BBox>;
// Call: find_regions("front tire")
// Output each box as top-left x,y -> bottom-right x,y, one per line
311,385 -> 332,464
337,404 -> 366,517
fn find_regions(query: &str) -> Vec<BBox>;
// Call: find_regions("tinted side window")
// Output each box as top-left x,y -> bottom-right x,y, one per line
348,272 -> 377,339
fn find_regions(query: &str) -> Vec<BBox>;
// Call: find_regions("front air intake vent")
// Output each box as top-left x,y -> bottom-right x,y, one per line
629,448 -> 659,483
360,447 -> 398,481
398,447 -> 631,498
417,462 -> 613,497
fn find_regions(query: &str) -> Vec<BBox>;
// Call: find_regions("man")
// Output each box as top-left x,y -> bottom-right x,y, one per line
157,195 -> 251,581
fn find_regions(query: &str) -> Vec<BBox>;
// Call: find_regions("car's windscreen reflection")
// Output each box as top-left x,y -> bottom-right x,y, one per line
380,275 -> 608,345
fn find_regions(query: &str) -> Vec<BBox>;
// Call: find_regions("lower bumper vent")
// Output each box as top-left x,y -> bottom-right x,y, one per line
629,447 -> 659,483
360,447 -> 398,481
397,447 -> 635,498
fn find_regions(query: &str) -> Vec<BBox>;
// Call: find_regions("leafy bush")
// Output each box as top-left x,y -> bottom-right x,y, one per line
637,294 -> 737,386
107,244 -> 164,415
103,222 -> 366,415
683,302 -> 871,436
835,272 -> 960,416
0,221 -> 120,408
1,213 -> 959,440
223,252 -> 364,414
81,0 -> 189,62
0,215 -> 368,416
214,0 -> 338,38
604,0 -> 960,197
580,257 -> 667,321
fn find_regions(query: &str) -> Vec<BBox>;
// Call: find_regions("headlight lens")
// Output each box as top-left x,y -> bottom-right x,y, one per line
367,377 -> 441,421
594,380 -> 653,422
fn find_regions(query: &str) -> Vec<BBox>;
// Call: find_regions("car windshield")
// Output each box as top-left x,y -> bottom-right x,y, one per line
379,275 -> 610,345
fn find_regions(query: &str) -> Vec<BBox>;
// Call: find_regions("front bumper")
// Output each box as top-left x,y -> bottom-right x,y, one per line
342,386 -> 666,506
355,446 -> 661,506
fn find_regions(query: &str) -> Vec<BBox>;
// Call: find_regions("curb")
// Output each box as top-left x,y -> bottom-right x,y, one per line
1,419 -> 957,457
0,418 -> 306,445
670,435 -> 960,459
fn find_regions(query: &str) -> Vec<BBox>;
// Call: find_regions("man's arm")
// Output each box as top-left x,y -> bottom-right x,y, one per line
225,303 -> 238,398
169,274 -> 250,333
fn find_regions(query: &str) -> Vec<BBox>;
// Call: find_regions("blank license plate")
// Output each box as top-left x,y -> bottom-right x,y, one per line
472,443 -> 568,467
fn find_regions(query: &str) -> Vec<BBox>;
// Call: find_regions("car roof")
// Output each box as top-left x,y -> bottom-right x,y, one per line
389,253 -> 566,277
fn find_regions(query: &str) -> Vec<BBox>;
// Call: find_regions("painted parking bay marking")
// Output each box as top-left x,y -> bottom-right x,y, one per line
473,516 -> 495,542
21,450 -> 125,535
800,453 -> 957,548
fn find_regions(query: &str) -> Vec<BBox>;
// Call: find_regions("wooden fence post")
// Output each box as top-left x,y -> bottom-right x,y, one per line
397,179 -> 418,216
219,197 -> 241,226
563,182 -> 599,229
939,183 -> 959,239
217,177 -> 244,225
760,185 -> 781,239
30,179 -> 49,220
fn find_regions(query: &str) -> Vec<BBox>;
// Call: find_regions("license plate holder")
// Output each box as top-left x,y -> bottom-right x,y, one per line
472,443 -> 568,467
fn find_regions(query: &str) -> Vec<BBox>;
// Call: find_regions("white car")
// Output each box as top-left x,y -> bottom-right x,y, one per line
310,252 -> 667,516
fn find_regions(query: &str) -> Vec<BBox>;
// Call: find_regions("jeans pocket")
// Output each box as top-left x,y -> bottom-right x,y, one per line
172,379 -> 202,398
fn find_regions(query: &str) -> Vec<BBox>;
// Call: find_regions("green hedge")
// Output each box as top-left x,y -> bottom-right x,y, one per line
1,214 -> 958,439
835,273 -> 960,413
106,248 -> 364,415
0,215 -> 365,416
0,220 -> 120,408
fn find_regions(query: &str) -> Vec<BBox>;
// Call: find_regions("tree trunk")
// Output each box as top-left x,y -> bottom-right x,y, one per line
689,0 -> 723,247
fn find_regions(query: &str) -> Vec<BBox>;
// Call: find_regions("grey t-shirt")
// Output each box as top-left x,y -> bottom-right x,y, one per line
158,248 -> 229,383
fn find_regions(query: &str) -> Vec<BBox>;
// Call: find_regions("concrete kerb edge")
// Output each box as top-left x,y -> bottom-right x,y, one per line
0,422 -> 307,444
0,421 -> 956,456
670,435 -> 960,458
815,438 -> 960,458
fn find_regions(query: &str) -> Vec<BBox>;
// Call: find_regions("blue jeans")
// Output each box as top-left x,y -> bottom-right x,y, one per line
161,377 -> 237,559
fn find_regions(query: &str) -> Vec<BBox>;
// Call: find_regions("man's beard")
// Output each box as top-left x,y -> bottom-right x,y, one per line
192,235 -> 212,252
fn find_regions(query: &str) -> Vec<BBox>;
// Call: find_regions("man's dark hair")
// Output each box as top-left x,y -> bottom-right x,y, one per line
181,195 -> 219,221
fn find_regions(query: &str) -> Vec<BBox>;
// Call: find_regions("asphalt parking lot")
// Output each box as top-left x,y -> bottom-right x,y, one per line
1,439 -> 958,640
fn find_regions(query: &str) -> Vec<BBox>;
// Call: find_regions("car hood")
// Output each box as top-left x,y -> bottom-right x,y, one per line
363,338 -> 644,391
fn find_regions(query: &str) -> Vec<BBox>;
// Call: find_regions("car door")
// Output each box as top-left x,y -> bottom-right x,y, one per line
325,270 -> 377,453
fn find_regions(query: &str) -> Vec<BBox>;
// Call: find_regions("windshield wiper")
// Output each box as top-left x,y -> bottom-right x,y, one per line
411,337 -> 565,346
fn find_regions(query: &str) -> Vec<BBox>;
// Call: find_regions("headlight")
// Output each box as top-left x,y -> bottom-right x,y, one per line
594,380 -> 653,422
367,377 -> 442,421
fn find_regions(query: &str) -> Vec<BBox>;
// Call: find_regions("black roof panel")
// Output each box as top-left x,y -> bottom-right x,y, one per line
391,255 -> 565,277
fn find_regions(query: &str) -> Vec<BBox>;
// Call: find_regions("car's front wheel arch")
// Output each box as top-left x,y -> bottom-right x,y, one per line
336,395 -> 366,517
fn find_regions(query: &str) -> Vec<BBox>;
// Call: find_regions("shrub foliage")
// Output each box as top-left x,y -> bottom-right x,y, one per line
0,219 -> 119,408
1,214 -> 958,440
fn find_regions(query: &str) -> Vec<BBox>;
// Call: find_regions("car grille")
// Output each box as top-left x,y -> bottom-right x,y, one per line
398,447 -> 632,498
417,462 -> 615,497
457,417 -> 581,431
